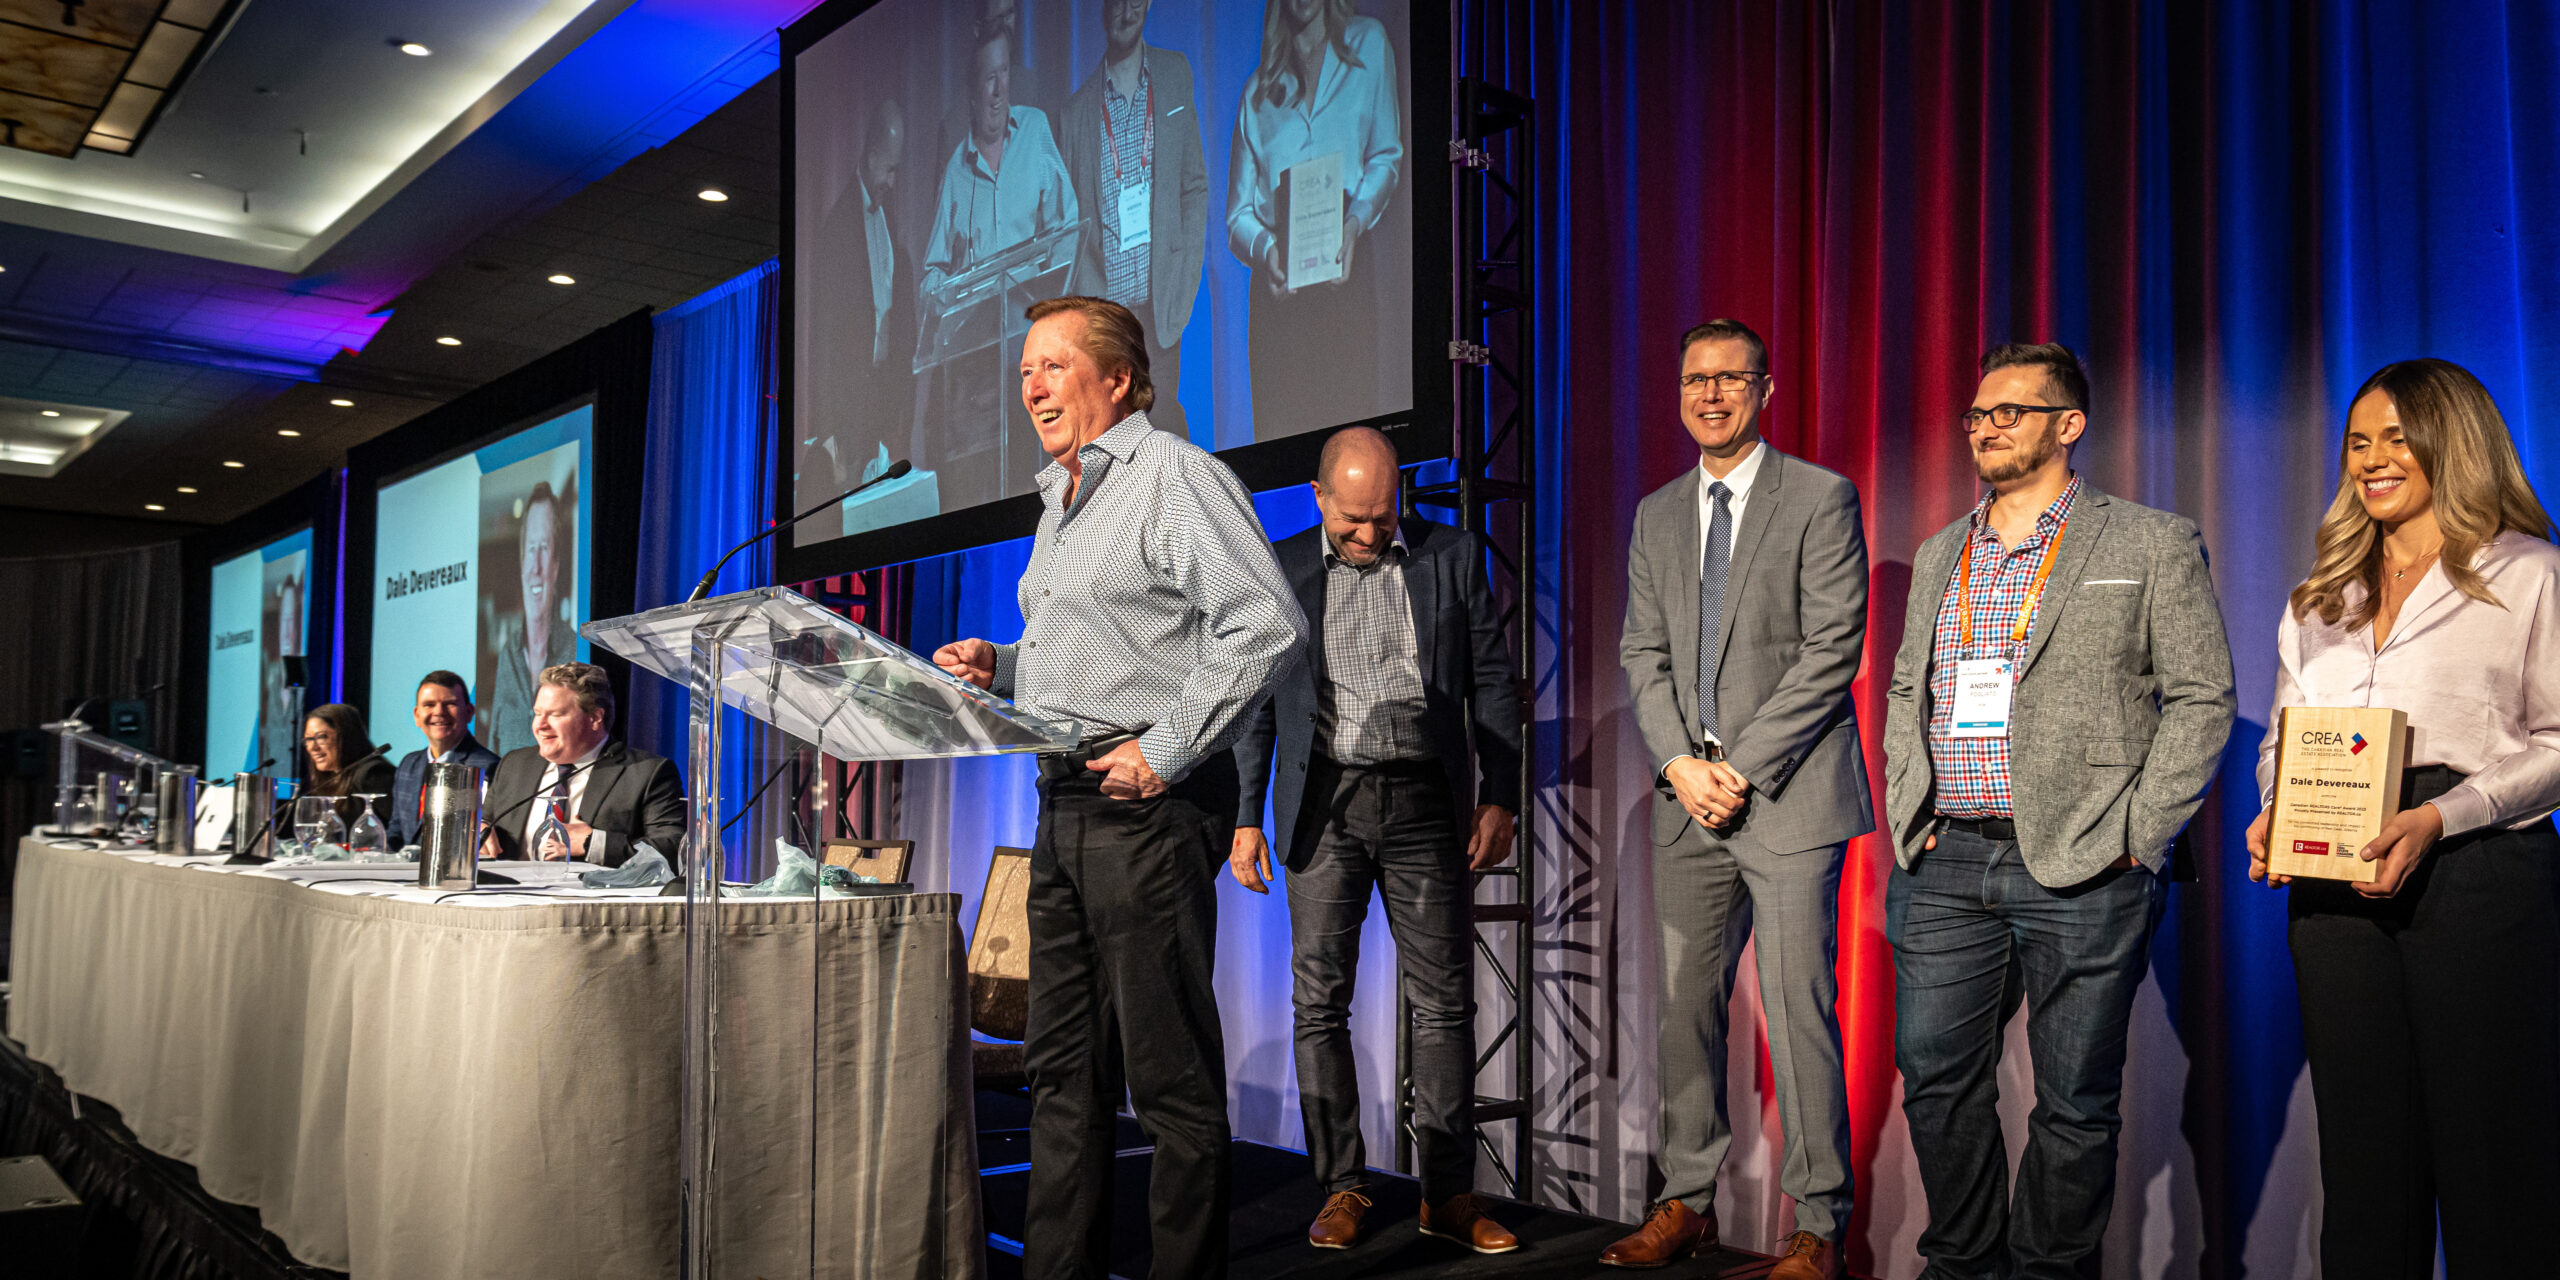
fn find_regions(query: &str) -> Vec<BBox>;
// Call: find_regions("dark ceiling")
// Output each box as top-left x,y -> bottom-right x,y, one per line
0,9 -> 790,542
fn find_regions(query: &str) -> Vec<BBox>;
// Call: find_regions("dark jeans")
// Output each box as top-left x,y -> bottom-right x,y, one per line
2289,766 -> 2560,1280
1286,758 -> 1475,1202
1022,753 -> 1239,1280
1886,824 -> 2164,1280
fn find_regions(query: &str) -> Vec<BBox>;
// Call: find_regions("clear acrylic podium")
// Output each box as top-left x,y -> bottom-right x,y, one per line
585,587 -> 1078,1279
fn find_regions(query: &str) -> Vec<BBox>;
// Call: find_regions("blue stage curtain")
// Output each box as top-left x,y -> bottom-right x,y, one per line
631,260 -> 777,879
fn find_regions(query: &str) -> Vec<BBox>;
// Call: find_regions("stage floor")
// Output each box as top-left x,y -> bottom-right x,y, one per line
976,1092 -> 1837,1279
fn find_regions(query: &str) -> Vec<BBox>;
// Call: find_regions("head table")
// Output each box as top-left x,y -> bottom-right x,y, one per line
6,836 -> 983,1280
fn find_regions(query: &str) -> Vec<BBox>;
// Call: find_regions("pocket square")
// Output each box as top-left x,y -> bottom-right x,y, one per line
2083,579 -> 2142,586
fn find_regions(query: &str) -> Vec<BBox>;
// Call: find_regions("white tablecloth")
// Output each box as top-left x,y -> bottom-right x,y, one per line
8,837 -> 982,1279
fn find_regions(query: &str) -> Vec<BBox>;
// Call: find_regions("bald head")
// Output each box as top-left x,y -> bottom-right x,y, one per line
1317,426 -> 1398,488
1311,427 -> 1401,566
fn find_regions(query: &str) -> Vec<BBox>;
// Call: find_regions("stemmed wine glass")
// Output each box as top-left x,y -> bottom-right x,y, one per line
346,795 -> 390,860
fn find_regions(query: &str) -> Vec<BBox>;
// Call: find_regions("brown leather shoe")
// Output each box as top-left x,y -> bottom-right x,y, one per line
1598,1199 -> 1718,1268
1308,1187 -> 1372,1249
1419,1192 -> 1520,1254
1767,1231 -> 1843,1280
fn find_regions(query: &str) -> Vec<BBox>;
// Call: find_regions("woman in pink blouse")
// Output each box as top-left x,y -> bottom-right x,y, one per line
2247,358 -> 2560,1280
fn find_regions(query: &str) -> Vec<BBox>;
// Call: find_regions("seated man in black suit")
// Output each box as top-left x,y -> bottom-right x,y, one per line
389,670 -> 502,848
478,661 -> 685,867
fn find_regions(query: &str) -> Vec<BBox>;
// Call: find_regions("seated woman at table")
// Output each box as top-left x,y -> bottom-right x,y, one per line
301,703 -> 395,826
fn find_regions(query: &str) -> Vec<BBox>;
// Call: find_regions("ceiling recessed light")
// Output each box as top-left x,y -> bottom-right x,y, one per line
146,503 -> 165,512
188,170 -> 205,179
697,188 -> 729,203
176,486 -> 197,494
329,398 -> 354,407
39,409 -> 58,417
221,460 -> 244,468
396,41 -> 431,57
547,273 -> 575,285
277,429 -> 301,437
436,336 -> 461,346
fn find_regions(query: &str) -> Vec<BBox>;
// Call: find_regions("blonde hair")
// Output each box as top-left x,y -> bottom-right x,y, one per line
2291,358 -> 2555,626
539,662 -> 617,731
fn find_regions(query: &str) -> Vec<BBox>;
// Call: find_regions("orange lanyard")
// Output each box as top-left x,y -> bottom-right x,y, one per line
1957,516 -> 2068,652
1104,76 -> 1152,180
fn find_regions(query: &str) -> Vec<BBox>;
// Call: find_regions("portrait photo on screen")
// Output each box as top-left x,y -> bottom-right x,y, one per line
204,529 -> 310,776
475,444 -> 582,759
791,0 -> 1419,555
369,403 -> 594,764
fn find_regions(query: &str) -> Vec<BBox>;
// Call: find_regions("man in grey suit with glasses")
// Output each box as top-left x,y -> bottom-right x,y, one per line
1883,342 -> 2233,1279
1608,319 -> 1871,1280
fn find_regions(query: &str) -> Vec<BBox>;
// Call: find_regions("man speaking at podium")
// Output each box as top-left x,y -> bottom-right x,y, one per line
936,295 -> 1302,1280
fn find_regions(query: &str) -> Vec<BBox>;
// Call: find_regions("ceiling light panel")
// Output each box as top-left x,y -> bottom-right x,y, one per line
0,0 -> 620,272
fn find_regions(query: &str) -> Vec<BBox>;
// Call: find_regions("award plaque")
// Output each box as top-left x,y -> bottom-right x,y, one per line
2267,706 -> 2410,883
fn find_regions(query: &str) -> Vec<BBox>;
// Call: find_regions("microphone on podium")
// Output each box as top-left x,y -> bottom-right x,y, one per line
686,461 -> 912,604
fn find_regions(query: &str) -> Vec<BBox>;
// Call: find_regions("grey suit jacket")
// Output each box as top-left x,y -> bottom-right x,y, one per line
1620,448 -> 1876,854
1883,482 -> 2236,887
1056,46 -> 1210,344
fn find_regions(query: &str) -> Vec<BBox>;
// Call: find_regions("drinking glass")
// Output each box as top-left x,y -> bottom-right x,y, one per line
347,795 -> 390,859
71,786 -> 97,834
293,794 -> 340,858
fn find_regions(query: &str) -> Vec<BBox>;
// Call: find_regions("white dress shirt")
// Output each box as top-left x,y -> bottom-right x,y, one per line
523,741 -> 606,860
1694,439 -> 1767,570
921,106 -> 1078,299
1683,440 -> 1767,752
2258,532 -> 2560,837
1225,16 -> 1404,271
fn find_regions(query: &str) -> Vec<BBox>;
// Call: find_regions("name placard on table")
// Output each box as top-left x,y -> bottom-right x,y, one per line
2268,706 -> 2409,884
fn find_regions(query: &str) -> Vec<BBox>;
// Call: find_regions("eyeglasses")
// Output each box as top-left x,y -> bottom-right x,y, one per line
1959,403 -> 2072,432
302,733 -> 337,745
1678,371 -> 1767,394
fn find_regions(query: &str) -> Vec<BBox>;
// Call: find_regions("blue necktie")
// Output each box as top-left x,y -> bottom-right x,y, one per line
1697,481 -> 1733,742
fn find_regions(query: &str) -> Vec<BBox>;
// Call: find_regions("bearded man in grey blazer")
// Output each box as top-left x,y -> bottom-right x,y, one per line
1883,343 -> 2233,1279
1608,319 -> 1871,1280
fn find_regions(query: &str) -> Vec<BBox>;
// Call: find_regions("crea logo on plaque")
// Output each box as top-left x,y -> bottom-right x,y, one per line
2267,706 -> 2410,884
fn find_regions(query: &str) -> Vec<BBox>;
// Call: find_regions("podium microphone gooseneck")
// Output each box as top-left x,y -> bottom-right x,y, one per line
686,461 -> 912,604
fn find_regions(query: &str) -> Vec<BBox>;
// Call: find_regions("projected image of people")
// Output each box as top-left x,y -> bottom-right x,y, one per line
1058,0 -> 1208,439
1228,0 -> 1405,436
920,14 -> 1079,509
789,0 -> 1417,554
483,479 -> 579,758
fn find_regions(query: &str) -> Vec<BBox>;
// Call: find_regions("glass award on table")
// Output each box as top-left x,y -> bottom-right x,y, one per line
585,586 -> 1077,1279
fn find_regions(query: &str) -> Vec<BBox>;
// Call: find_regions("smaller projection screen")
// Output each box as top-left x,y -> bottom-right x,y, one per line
203,526 -> 313,775
783,0 -> 1446,577
367,402 -> 594,762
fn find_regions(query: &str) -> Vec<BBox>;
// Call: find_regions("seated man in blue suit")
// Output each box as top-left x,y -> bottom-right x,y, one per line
388,670 -> 501,848
1230,426 -> 1524,1255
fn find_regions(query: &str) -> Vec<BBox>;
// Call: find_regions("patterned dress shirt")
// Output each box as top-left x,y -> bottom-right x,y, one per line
1098,66 -> 1152,308
1925,474 -> 2084,818
992,411 -> 1304,781
1318,531 -> 1428,764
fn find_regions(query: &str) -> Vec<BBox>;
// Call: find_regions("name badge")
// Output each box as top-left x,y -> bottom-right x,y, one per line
1949,657 -> 2014,738
1115,183 -> 1151,251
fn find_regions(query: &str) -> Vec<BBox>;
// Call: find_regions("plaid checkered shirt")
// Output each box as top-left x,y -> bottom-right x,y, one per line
1318,532 -> 1428,764
991,411 -> 1304,782
1925,474 -> 2084,818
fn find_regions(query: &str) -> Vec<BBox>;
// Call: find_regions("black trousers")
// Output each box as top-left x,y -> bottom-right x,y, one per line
1286,758 -> 1477,1202
1022,752 -> 1238,1280
2289,765 -> 2560,1279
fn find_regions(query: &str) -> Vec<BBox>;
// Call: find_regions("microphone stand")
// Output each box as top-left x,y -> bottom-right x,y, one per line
687,461 -> 912,603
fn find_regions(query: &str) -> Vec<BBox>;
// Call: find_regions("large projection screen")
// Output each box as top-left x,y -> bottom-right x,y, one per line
780,0 -> 1448,578
203,527 -> 314,775
366,402 -> 596,761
